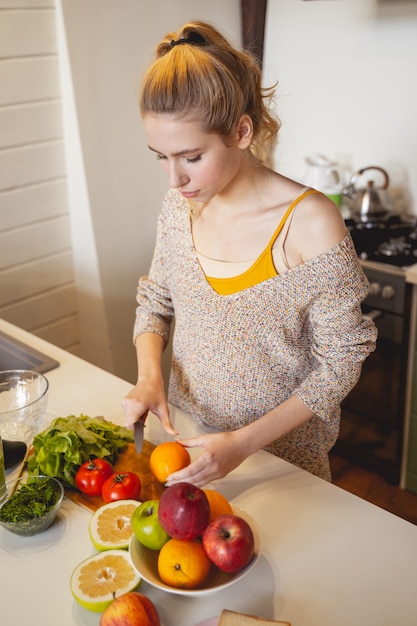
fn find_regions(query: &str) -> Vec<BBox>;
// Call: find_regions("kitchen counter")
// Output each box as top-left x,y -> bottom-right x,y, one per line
406,263 -> 417,284
1,319 -> 417,626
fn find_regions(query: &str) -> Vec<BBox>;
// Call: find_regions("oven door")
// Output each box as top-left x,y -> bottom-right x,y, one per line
336,303 -> 409,484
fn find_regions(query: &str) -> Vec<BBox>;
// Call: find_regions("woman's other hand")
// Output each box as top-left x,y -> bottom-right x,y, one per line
165,430 -> 248,487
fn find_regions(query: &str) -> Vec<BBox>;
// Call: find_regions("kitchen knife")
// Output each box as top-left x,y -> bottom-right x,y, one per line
134,420 -> 144,454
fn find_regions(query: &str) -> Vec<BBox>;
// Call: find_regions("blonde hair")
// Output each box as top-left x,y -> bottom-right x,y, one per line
139,21 -> 280,165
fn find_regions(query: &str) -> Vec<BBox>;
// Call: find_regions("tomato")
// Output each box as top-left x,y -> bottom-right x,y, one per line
75,458 -> 114,496
102,472 -> 142,503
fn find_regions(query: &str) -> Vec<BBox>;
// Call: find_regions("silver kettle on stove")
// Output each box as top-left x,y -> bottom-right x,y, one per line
343,166 -> 390,221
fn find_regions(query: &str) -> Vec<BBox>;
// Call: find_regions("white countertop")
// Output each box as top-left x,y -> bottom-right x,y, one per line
1,319 -> 417,626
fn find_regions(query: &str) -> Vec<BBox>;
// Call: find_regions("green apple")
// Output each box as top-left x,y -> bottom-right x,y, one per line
131,500 -> 170,550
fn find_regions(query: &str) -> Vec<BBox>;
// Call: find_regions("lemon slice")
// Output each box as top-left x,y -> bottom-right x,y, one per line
70,549 -> 141,612
89,499 -> 139,551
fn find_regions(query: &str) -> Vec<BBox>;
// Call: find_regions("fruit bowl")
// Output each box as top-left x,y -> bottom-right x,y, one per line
0,475 -> 64,536
129,507 -> 261,597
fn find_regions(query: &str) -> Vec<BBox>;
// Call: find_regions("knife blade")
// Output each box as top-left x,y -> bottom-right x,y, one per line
134,420 -> 144,454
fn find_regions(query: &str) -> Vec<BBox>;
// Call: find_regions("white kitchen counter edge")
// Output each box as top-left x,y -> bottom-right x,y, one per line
406,262 -> 417,284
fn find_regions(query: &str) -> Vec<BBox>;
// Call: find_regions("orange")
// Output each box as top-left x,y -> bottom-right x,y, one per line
157,538 -> 211,589
149,441 -> 191,484
203,489 -> 233,521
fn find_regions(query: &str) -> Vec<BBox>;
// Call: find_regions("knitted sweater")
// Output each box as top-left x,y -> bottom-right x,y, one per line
134,189 -> 377,480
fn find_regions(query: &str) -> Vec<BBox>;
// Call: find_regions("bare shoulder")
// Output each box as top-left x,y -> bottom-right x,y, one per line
291,190 -> 347,261
299,191 -> 346,235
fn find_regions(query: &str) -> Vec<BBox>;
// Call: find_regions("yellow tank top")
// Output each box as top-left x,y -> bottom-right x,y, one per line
206,188 -> 319,295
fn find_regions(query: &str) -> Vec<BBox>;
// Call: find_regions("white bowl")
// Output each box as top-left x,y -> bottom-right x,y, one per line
0,370 -> 49,444
129,507 -> 261,597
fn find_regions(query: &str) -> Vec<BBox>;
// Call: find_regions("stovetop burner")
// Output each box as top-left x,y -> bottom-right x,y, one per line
345,214 -> 417,268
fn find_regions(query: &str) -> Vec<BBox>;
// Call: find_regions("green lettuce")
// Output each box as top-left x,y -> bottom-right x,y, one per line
26,414 -> 134,488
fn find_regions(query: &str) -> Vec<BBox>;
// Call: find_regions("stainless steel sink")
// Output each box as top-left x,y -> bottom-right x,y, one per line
0,331 -> 59,374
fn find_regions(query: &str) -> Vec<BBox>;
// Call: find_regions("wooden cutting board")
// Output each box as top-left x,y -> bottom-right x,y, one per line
65,440 -> 165,512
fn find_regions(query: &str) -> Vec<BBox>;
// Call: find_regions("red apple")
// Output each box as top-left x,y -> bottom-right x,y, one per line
158,481 -> 210,540
202,514 -> 255,573
100,591 -> 160,626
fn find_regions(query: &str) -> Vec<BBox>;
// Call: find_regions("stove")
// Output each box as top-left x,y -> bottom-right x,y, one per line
345,214 -> 417,268
334,214 -> 416,484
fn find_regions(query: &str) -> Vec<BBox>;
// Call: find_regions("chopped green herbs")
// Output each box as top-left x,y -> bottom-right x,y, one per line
0,478 -> 60,523
26,414 -> 134,488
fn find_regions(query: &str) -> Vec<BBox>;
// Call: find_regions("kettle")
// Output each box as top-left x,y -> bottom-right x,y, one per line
343,166 -> 390,221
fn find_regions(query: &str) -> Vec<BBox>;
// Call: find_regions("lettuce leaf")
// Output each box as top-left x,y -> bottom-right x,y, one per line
26,414 -> 134,488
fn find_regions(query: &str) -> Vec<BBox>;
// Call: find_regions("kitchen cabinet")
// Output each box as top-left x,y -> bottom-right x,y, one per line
405,341 -> 417,492
404,269 -> 417,493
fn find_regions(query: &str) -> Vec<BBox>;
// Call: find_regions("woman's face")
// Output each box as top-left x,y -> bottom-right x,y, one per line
143,113 -> 248,204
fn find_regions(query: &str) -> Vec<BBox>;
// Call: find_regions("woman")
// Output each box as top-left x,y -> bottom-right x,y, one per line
122,21 -> 376,486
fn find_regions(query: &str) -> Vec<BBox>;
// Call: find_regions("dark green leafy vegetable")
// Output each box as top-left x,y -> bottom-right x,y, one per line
26,414 -> 134,488
0,477 -> 60,523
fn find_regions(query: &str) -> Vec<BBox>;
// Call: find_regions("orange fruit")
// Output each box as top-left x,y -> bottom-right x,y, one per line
149,441 -> 191,484
203,489 -> 233,521
157,538 -> 211,589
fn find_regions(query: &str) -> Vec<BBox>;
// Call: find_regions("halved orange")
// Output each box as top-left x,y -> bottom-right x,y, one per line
70,550 -> 141,612
89,499 -> 139,550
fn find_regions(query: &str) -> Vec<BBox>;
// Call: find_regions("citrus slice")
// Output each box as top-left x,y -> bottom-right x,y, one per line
89,499 -> 139,551
70,549 -> 141,612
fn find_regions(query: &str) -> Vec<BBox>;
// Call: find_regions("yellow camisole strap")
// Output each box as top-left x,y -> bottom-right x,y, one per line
207,188 -> 320,295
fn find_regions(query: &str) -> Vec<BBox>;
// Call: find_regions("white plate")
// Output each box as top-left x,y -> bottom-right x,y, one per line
129,506 -> 261,597
194,619 -> 219,626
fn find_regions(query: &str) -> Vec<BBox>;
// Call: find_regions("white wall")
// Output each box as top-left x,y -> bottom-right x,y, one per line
264,0 -> 417,213
0,0 -> 81,354
57,0 -> 417,385
58,0 -> 241,383
56,1 -> 113,372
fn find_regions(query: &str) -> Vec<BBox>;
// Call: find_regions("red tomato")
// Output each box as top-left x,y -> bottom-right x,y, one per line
101,472 -> 142,503
75,458 -> 114,496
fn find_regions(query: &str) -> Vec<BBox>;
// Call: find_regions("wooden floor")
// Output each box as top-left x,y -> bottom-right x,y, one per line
329,452 -> 417,525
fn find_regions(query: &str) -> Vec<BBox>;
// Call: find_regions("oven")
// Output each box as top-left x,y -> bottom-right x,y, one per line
334,217 -> 417,484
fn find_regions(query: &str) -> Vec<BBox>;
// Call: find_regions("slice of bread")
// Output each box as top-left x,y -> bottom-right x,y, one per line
218,609 -> 291,625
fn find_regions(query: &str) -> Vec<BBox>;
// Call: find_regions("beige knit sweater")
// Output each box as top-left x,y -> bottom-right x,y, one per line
134,189 -> 377,480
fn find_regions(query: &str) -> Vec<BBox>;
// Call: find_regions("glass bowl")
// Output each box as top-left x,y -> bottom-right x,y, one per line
0,475 -> 64,536
0,370 -> 49,444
